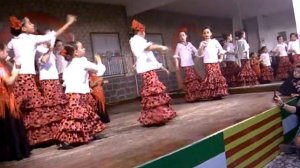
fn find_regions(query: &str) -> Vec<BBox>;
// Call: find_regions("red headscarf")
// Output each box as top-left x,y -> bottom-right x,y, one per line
131,19 -> 145,32
60,48 -> 67,57
9,16 -> 22,30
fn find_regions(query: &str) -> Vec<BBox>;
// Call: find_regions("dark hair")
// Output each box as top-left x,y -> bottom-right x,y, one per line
62,41 -> 79,62
222,32 -> 231,40
250,52 -> 256,58
277,35 -> 283,40
0,43 -> 5,51
235,30 -> 245,39
290,33 -> 298,39
202,26 -> 211,32
259,46 -> 267,54
54,39 -> 63,47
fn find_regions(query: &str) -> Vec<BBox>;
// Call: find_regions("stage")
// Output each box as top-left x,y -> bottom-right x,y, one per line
0,92 -> 280,168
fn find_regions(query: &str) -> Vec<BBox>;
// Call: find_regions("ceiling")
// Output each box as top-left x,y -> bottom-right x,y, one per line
64,0 -> 294,18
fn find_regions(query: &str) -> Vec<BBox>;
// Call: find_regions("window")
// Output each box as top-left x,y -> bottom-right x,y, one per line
90,33 -> 127,77
146,33 -> 168,68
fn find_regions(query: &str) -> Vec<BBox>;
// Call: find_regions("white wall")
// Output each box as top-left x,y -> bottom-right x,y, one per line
244,17 -> 260,53
257,10 -> 296,51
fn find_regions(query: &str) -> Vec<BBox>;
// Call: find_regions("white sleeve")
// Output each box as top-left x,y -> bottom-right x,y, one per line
84,60 -> 106,76
130,37 -> 152,58
7,41 -> 13,50
33,31 -> 56,45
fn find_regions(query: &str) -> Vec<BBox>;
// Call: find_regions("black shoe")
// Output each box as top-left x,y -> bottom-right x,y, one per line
58,142 -> 73,150
92,134 -> 107,140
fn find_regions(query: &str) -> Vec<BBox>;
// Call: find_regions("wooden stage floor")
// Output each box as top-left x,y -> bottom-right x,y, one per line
1,92 -> 277,168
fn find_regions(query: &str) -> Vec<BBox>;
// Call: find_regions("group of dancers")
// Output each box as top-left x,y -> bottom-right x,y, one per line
0,14 -> 299,163
221,31 -> 300,88
0,14 -> 110,161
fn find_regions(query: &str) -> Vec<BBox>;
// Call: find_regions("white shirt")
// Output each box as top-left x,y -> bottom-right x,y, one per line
273,43 -> 288,56
36,45 -> 59,80
260,53 -> 271,66
129,35 -> 162,73
223,42 -> 236,61
56,53 -> 69,74
63,57 -> 106,94
200,39 -> 225,64
174,42 -> 197,67
236,39 -> 250,59
288,40 -> 300,55
7,32 -> 56,74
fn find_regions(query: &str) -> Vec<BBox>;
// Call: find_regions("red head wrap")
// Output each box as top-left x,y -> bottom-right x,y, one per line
131,19 -> 145,32
9,16 -> 22,30
60,49 -> 67,56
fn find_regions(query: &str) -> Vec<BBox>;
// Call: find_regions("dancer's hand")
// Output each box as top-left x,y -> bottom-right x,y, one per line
94,54 -> 102,63
164,69 -> 170,75
291,93 -> 300,97
160,46 -> 169,53
66,14 -> 77,25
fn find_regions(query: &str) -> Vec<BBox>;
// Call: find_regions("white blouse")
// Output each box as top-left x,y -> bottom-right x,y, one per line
288,40 -> 300,55
130,35 -> 162,73
7,32 -> 56,74
260,53 -> 271,66
223,42 -> 236,61
200,39 -> 225,64
236,39 -> 250,59
63,57 -> 106,94
36,45 -> 59,80
273,43 -> 288,56
174,42 -> 198,67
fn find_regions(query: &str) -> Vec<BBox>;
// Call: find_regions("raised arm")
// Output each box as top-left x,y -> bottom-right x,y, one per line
55,15 -> 77,37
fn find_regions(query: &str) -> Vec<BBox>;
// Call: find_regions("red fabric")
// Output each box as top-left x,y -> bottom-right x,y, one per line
89,74 -> 106,111
276,56 -> 292,80
199,63 -> 228,99
13,74 -> 61,145
9,16 -> 22,30
222,61 -> 240,87
39,79 -> 67,106
292,54 -> 300,66
237,59 -> 259,86
55,93 -> 105,144
139,70 -> 176,126
183,66 -> 202,102
0,63 -> 20,119
131,19 -> 145,32
261,65 -> 274,81
250,57 -> 261,78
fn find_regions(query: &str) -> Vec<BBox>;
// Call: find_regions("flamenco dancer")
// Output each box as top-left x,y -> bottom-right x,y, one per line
173,29 -> 202,102
7,14 -> 76,146
198,26 -> 228,100
235,30 -> 259,86
129,19 -> 176,126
